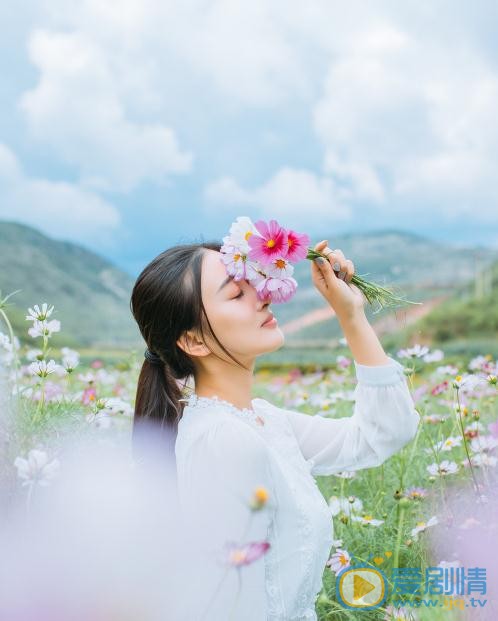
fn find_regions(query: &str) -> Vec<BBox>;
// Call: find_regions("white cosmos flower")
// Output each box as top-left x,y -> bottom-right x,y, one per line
61,347 -> 80,372
266,258 -> 294,279
411,515 -> 438,539
435,436 -> 462,452
0,332 -> 18,364
397,344 -> 430,359
470,435 -> 498,453
326,548 -> 351,575
28,319 -> 61,338
14,449 -> 60,487
466,454 -> 498,468
423,349 -> 444,363
25,303 -> 55,322
334,471 -> 357,479
100,397 -> 134,418
434,364 -> 459,376
78,371 -> 96,384
427,460 -> 458,476
328,495 -> 363,517
25,348 -> 44,362
351,514 -> 384,527
222,216 -> 259,253
28,359 -> 60,378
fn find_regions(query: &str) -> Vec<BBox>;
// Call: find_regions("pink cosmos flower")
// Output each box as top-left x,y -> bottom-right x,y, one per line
285,229 -> 310,262
223,541 -> 271,567
254,276 -> 297,303
82,386 -> 97,405
247,219 -> 288,265
431,380 -> 449,396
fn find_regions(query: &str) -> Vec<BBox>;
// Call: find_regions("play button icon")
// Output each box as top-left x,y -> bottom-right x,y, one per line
336,566 -> 387,609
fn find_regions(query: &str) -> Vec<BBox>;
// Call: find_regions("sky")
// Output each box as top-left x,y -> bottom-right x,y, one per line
1,0 -> 498,276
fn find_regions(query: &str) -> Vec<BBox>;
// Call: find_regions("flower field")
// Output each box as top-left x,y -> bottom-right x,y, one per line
1,294 -> 497,620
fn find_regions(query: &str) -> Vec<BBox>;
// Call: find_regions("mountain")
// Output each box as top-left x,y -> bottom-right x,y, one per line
0,221 -> 141,348
1,220 -> 497,350
276,230 -> 498,342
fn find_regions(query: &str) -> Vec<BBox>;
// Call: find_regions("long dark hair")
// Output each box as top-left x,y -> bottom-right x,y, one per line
129,241 -> 247,466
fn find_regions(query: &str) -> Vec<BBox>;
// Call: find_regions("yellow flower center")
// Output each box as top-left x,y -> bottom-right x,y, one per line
266,239 -> 276,248
254,487 -> 269,503
230,550 -> 246,564
340,555 -> 349,566
245,231 -> 253,240
275,259 -> 286,269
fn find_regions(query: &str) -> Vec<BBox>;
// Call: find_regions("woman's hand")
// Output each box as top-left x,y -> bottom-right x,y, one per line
311,239 -> 366,323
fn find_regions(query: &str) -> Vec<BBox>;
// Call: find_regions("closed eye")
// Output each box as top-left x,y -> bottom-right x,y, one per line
233,290 -> 244,299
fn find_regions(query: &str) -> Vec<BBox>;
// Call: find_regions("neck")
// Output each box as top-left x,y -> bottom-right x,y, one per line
194,356 -> 255,411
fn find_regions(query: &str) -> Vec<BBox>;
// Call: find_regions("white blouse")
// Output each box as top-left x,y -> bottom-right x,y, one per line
174,356 -> 420,620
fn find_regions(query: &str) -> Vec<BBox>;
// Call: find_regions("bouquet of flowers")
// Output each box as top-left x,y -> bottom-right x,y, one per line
220,216 -> 420,312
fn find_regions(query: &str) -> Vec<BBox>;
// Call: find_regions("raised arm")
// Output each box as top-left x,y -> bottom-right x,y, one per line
282,356 -> 420,476
175,416 -> 276,620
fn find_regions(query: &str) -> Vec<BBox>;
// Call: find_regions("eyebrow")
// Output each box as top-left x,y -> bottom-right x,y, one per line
217,275 -> 236,293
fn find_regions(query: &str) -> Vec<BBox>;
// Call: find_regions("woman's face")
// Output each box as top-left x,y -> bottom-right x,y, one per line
199,249 -> 285,361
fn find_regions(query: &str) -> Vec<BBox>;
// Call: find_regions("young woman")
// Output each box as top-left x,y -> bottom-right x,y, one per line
130,238 -> 420,620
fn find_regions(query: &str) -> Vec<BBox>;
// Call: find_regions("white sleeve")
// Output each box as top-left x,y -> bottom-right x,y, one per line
282,356 -> 420,476
175,416 -> 276,620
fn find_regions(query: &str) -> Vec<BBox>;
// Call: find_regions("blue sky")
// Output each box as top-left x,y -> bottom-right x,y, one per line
1,1 -> 498,277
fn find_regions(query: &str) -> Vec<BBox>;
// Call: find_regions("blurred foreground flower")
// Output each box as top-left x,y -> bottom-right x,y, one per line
223,541 -> 271,567
13,448 -> 60,488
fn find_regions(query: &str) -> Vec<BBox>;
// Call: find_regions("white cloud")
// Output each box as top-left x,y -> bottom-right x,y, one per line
9,0 -> 498,231
19,28 -> 193,193
313,20 -> 498,220
0,143 -> 121,244
204,167 -> 351,223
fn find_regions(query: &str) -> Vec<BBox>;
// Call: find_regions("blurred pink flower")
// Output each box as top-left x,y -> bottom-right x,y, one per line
82,386 -> 97,405
223,541 -> 271,567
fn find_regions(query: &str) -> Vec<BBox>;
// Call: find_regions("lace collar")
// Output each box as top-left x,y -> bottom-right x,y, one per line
181,393 -> 267,426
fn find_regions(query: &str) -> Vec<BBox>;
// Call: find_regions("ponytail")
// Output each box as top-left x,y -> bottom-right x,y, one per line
131,356 -> 186,471
129,242 -> 239,473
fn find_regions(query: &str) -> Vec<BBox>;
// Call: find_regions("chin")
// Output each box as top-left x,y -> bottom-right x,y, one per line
264,328 -> 285,352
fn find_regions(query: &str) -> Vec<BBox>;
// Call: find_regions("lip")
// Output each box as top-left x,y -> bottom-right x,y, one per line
261,313 -> 277,327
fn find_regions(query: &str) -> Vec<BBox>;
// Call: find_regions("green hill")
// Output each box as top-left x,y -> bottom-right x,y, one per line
279,231 -> 498,343
1,220 -> 496,352
0,220 -> 141,348
386,258 -> 498,355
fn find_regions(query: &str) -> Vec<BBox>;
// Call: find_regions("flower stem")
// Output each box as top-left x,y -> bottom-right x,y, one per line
392,503 -> 406,570
455,386 -> 480,496
306,248 -> 422,311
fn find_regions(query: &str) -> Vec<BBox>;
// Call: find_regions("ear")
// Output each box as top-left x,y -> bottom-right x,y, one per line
176,330 -> 210,357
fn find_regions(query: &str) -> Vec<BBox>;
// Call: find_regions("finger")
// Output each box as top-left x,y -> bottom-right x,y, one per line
321,247 -> 347,273
313,253 -> 342,290
313,239 -> 328,253
344,259 -> 354,283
